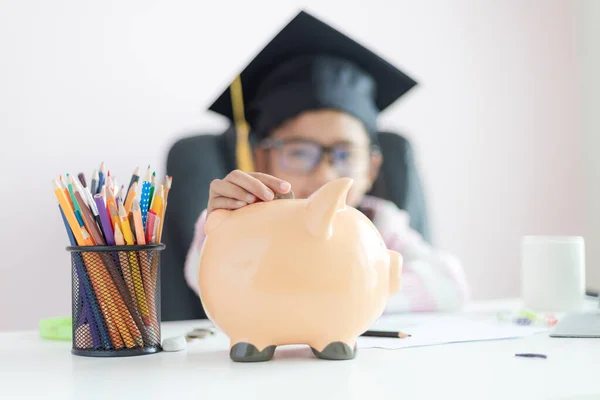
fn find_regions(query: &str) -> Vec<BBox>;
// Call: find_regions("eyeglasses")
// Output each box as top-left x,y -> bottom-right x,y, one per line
259,138 -> 378,176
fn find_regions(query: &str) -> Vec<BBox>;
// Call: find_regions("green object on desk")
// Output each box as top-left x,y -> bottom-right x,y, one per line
39,317 -> 72,341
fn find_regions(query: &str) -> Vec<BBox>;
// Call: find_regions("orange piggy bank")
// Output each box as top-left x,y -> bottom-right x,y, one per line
197,177 -> 402,362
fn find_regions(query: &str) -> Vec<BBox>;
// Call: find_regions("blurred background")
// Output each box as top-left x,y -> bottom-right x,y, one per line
0,0 -> 597,330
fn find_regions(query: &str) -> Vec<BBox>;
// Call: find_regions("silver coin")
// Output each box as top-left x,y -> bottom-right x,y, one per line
275,190 -> 295,200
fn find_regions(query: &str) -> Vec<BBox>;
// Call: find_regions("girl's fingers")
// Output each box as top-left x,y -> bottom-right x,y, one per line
210,179 -> 256,203
208,196 -> 247,214
248,172 -> 291,194
224,170 -> 276,201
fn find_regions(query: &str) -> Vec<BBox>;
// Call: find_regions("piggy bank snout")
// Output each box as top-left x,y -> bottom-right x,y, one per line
388,250 -> 403,295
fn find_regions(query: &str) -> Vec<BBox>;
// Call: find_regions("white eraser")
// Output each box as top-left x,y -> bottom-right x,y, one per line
162,336 -> 187,352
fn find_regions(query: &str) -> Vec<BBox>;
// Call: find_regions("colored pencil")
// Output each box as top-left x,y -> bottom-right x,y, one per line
127,166 -> 140,193
91,169 -> 99,195
131,200 -> 157,327
113,223 -> 138,322
124,182 -> 137,214
93,194 -> 114,246
108,203 -> 120,235
148,172 -> 156,210
140,167 -> 152,228
105,178 -> 117,220
145,211 -> 159,244
75,191 -> 105,246
99,251 -> 144,348
97,162 -> 106,195
118,202 -> 150,326
78,172 -> 87,188
112,176 -> 119,198
67,175 -> 83,219
53,181 -> 91,245
157,176 -> 171,243
59,205 -> 107,348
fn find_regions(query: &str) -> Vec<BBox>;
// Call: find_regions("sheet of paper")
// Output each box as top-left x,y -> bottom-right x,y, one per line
357,315 -> 549,350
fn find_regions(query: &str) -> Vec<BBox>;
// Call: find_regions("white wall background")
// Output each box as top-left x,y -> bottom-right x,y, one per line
0,0 -> 588,330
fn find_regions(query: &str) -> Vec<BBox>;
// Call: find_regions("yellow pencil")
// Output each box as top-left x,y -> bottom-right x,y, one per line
118,202 -> 150,325
157,177 -> 171,243
150,185 -> 164,244
53,181 -> 89,245
108,203 -> 120,233
131,200 -> 158,328
150,185 -> 163,215
114,223 -> 136,312
124,181 -> 137,214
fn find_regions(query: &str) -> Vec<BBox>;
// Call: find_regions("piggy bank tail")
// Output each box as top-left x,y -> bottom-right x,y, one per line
389,250 -> 403,295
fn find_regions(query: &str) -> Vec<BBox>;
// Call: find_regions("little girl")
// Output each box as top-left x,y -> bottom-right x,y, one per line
182,12 -> 470,313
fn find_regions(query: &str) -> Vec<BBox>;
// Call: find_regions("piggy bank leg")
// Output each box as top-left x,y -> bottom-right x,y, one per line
230,342 -> 276,362
310,341 -> 357,360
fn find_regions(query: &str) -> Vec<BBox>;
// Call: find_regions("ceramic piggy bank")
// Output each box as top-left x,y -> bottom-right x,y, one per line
197,177 -> 402,362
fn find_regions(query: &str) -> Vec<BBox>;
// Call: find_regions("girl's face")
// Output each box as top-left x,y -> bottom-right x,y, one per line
254,109 -> 382,207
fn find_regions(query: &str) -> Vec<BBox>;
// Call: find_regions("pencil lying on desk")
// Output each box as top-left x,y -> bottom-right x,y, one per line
361,330 -> 411,338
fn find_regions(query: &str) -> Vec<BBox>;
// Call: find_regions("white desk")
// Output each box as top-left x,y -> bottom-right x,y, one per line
1,299 -> 599,400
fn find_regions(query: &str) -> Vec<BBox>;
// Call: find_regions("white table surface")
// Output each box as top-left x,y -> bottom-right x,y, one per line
2,299 -> 599,400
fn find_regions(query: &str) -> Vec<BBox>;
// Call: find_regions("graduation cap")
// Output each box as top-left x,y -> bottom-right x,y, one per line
208,10 -> 417,172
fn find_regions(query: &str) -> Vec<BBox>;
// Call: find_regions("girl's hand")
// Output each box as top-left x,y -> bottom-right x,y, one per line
207,170 -> 291,215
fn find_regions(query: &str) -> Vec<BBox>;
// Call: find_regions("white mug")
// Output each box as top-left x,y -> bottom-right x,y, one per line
521,236 -> 586,312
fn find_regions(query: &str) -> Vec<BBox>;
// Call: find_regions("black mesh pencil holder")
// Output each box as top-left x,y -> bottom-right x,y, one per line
66,244 -> 166,357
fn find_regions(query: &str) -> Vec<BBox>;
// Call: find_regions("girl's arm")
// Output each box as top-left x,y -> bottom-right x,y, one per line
361,196 -> 471,313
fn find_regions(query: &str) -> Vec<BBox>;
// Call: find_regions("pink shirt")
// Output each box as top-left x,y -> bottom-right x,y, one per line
184,195 -> 470,313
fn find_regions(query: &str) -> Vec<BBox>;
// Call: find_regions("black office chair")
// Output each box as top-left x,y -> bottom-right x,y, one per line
159,126 -> 431,321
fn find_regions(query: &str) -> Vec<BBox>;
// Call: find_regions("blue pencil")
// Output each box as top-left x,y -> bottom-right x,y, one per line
140,166 -> 152,228
59,205 -> 110,349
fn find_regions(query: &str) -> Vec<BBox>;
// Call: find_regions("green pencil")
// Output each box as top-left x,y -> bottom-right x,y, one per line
148,171 -> 156,210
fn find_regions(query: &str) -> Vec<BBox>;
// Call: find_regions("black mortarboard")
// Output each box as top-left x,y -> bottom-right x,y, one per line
208,10 -> 417,171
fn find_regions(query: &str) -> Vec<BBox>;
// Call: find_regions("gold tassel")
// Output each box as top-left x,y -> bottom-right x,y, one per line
230,75 -> 255,172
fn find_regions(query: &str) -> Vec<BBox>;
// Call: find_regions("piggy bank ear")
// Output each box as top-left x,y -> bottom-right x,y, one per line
204,210 -> 232,235
305,177 -> 353,238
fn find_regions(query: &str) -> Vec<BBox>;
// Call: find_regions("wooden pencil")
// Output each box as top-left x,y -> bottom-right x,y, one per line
53,181 -> 88,245
124,182 -> 137,214
91,169 -> 99,195
131,200 -> 158,329
157,176 -> 171,243
105,180 -> 118,222
84,252 -> 127,349
97,162 -> 106,195
118,202 -> 150,326
148,172 -> 156,210
108,203 -> 120,237
127,166 -> 140,194
78,172 -> 87,188
100,252 -> 144,348
75,191 -> 105,246
113,224 -> 137,322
